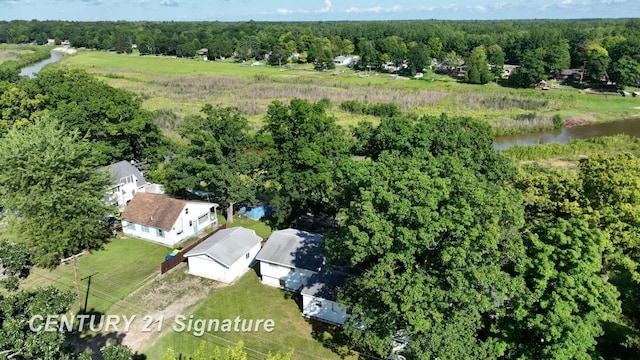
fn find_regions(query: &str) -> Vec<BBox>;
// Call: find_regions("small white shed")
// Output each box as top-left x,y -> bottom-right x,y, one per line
301,271 -> 350,325
184,227 -> 262,283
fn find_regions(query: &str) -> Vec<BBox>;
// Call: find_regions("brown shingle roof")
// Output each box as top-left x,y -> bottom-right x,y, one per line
121,193 -> 186,231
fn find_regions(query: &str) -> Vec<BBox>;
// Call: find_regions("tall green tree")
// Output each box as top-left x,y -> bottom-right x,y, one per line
504,218 -> 619,359
610,55 -> 640,88
161,105 -> 261,223
407,42 -> 429,75
27,68 -> 168,165
509,50 -> 547,88
327,115 -> 526,359
465,45 -> 492,84
579,153 -> 640,282
0,287 -> 76,359
585,43 -> 610,82
0,116 -> 113,267
261,98 -> 349,229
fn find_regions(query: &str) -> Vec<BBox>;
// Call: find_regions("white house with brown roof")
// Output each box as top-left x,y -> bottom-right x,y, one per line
121,193 -> 219,247
184,227 -> 262,283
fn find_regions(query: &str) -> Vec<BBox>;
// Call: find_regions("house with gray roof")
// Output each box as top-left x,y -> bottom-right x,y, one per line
101,160 -> 165,210
184,227 -> 262,283
256,228 -> 325,291
256,228 -> 352,325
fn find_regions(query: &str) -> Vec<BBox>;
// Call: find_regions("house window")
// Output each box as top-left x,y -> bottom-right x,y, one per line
279,279 -> 287,288
315,300 -> 322,307
141,225 -> 150,233
157,229 -> 165,238
124,222 -> 135,231
185,208 -> 189,214
197,213 -> 208,225
246,252 -> 250,259
189,220 -> 193,227
121,175 -> 134,184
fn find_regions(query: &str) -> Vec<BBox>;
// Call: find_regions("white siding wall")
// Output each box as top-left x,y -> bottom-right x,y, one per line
259,261 -> 316,290
122,201 -> 218,247
188,242 -> 260,283
225,242 -> 261,282
122,221 -> 178,247
188,255 -> 227,280
302,295 -> 349,325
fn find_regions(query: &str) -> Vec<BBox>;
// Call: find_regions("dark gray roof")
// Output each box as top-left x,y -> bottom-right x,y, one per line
256,228 -> 325,271
300,271 -> 351,301
102,160 -> 146,186
184,227 -> 262,267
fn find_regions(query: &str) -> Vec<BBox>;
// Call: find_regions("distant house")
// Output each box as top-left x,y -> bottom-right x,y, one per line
197,48 -> 208,61
333,55 -> 359,67
502,64 -> 518,78
101,160 -> 152,210
556,69 -> 583,83
184,227 -> 262,283
256,228 -> 350,325
121,193 -> 219,247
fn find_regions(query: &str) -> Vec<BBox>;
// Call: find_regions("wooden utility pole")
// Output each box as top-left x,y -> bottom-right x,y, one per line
73,256 -> 83,313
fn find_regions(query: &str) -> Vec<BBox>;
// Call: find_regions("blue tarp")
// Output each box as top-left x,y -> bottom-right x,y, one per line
238,205 -> 272,220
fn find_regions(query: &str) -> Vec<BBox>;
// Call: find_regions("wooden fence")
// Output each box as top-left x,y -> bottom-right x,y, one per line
160,224 -> 227,274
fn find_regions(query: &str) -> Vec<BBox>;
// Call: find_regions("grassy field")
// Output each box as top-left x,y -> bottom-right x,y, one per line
21,236 -> 170,314
54,50 -> 640,135
143,269 -> 356,360
502,134 -> 640,162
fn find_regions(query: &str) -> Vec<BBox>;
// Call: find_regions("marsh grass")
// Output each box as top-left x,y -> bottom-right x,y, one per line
56,51 -> 640,133
502,134 -> 640,161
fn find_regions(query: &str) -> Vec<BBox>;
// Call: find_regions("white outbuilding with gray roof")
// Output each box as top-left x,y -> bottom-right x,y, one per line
256,228 -> 325,291
184,227 -> 262,283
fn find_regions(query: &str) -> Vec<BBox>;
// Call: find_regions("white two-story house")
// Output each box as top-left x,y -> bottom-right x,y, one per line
121,193 -> 219,247
256,228 -> 350,325
101,160 -> 163,210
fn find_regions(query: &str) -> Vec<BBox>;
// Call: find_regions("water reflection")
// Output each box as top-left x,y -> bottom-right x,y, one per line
494,117 -> 640,150
19,51 -> 65,78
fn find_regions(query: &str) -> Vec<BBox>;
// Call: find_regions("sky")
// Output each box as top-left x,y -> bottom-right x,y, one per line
0,0 -> 638,22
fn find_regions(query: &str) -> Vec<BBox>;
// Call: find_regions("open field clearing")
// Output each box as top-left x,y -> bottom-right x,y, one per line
54,50 -> 640,134
502,134 -> 640,162
143,269 -> 356,360
21,236 -> 169,314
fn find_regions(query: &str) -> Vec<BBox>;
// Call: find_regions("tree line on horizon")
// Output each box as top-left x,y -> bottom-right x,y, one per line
1,18 -> 640,87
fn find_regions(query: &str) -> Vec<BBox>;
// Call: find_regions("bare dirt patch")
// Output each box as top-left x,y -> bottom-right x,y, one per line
74,264 -> 225,357
119,265 -> 225,352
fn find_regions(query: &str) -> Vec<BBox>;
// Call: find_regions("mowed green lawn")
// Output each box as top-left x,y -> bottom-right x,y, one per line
143,270 -> 356,360
21,236 -> 170,314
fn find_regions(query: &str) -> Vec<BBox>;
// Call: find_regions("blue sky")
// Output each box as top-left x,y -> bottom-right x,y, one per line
1,0 -> 638,22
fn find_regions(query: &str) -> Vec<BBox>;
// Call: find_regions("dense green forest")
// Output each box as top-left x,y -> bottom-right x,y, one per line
1,18 -> 640,87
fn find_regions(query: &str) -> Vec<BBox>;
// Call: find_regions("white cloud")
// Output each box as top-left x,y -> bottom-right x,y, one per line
388,4 -> 404,12
319,0 -> 331,13
345,6 -> 379,13
276,8 -> 292,15
160,0 -> 179,7
467,5 -> 488,12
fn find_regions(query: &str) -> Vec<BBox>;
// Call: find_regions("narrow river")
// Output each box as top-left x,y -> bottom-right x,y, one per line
19,50 -> 65,78
493,117 -> 640,150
